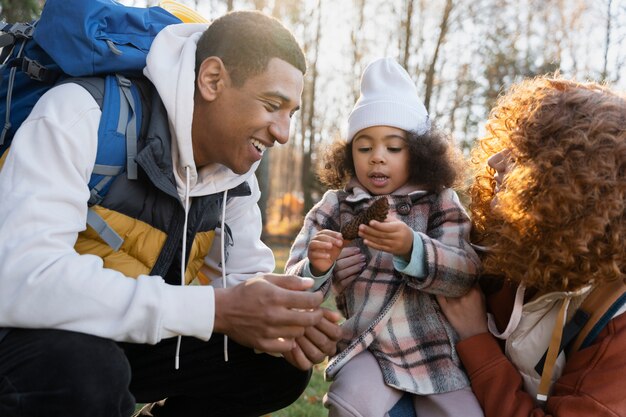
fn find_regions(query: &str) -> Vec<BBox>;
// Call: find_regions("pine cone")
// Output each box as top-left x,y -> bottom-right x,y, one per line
340,197 -> 389,239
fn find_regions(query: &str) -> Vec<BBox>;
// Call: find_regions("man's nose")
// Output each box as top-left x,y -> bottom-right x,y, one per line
269,116 -> 290,145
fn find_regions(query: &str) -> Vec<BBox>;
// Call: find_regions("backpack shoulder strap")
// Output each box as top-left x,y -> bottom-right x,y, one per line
570,278 -> 626,352
534,278 -> 626,375
67,74 -> 147,251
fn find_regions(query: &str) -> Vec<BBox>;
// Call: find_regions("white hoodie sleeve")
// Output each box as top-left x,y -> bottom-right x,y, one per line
202,175 -> 276,288
0,84 -> 216,344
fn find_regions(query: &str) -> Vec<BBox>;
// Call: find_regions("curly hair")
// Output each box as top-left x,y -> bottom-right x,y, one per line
469,76 -> 626,293
195,11 -> 306,86
317,128 -> 466,192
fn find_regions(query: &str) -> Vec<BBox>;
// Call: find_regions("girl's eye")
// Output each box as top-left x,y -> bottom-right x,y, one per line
388,147 -> 402,153
357,147 -> 371,153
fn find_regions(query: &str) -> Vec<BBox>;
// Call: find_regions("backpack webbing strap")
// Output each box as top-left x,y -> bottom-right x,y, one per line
570,278 -> 626,352
0,38 -> 28,147
536,296 -> 570,403
534,306 -> 589,374
115,74 -> 139,180
88,165 -> 125,207
86,208 -> 123,251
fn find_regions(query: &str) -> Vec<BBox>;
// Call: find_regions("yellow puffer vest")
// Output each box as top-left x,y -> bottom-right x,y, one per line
76,205 -> 215,284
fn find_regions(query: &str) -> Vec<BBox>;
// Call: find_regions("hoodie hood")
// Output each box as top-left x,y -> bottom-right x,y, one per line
143,23 -> 259,201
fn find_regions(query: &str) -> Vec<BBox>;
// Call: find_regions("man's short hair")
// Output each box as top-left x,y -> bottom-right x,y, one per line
195,10 -> 306,86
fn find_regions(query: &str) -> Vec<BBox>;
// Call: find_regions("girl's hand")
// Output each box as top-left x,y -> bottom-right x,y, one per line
358,214 -> 413,259
308,229 -> 344,276
436,286 -> 489,340
332,246 -> 365,294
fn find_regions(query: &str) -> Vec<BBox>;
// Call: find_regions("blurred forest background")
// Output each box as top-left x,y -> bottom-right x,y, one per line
3,0 -> 625,241
2,2 -> 624,414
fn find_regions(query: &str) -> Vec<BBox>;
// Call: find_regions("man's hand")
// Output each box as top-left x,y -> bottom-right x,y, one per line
283,308 -> 343,370
358,214 -> 413,259
213,274 -> 324,353
436,286 -> 489,341
307,229 -> 344,276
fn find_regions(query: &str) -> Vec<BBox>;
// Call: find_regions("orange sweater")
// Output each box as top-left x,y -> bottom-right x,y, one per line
456,283 -> 626,417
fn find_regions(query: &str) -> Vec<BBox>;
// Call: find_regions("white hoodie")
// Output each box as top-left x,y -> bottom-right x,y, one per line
0,24 -> 274,344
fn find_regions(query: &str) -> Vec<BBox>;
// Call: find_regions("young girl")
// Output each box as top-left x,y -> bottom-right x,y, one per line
285,58 -> 482,417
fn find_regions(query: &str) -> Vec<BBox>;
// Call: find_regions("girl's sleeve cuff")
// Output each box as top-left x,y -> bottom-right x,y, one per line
393,232 -> 426,278
303,262 -> 334,291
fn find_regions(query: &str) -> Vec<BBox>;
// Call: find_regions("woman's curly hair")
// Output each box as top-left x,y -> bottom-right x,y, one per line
317,127 -> 466,192
470,76 -> 626,293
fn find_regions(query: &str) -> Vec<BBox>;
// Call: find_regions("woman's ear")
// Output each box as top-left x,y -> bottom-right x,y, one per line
196,57 -> 228,102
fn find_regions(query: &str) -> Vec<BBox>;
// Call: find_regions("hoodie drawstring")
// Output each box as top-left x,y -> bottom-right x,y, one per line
221,189 -> 229,362
174,166 -> 191,370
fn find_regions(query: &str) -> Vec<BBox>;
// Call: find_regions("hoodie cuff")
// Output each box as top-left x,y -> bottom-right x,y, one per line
160,285 -> 215,341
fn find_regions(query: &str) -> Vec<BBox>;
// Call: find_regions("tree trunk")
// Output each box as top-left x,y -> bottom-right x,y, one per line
401,0 -> 414,69
423,0 -> 453,112
601,0 -> 612,81
350,0 -> 367,101
302,0 -> 323,214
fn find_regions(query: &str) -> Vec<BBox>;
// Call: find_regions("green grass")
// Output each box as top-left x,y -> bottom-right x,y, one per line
269,361 -> 330,416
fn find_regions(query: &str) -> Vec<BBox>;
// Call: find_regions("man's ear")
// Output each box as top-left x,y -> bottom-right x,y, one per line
196,57 -> 229,102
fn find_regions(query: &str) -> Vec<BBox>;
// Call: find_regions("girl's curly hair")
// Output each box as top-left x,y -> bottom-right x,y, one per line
470,76 -> 626,293
317,127 -> 466,192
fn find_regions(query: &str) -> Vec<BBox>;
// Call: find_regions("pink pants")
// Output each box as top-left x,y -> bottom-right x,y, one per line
324,350 -> 484,417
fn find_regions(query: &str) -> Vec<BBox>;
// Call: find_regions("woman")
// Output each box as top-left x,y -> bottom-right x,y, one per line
437,76 -> 626,416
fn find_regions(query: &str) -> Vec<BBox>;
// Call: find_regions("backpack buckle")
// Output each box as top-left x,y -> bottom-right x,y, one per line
115,74 -> 132,88
18,57 -> 50,82
5,22 -> 35,39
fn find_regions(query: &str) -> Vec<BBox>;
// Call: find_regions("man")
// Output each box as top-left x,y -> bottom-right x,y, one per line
0,11 -> 340,417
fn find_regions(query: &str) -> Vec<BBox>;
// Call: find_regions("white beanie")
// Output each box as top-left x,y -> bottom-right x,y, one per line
347,57 -> 430,142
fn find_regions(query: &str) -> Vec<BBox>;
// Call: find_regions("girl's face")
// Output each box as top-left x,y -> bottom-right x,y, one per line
352,125 -> 410,195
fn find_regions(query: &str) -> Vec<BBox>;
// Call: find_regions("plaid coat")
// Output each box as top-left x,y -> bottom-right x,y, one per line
286,182 -> 480,394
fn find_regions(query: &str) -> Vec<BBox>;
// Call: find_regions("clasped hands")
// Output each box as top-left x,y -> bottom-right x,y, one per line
213,274 -> 343,371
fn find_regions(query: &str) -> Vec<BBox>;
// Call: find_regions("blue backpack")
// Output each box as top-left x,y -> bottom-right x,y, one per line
0,0 -> 181,249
